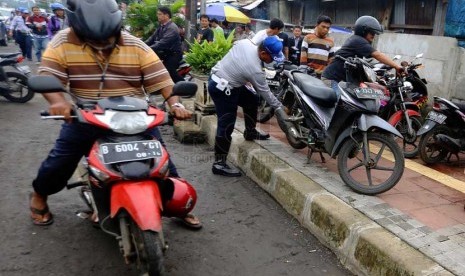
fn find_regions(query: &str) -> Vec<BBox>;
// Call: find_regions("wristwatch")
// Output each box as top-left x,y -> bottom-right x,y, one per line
171,103 -> 185,109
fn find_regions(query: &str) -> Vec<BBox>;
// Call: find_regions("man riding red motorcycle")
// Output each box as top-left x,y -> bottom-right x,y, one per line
29,0 -> 201,230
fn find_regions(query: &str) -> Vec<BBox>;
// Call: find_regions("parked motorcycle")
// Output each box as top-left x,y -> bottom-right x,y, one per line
257,62 -> 300,123
417,96 -> 465,164
177,56 -> 192,82
284,56 -> 405,195
0,52 -> 34,103
374,54 -> 428,158
28,75 -> 198,276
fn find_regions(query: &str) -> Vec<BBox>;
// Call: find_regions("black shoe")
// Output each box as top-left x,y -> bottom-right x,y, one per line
244,129 -> 270,141
212,161 -> 242,177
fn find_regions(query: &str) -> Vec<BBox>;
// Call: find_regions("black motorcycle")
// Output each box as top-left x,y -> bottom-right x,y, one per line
0,52 -> 34,103
283,56 -> 405,195
257,62 -> 299,123
417,96 -> 465,164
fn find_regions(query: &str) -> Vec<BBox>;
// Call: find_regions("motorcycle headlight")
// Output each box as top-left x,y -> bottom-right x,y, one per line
363,64 -> 377,83
95,111 -> 154,134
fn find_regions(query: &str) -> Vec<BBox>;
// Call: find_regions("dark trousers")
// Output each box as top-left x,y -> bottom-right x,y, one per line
161,51 -> 184,83
32,122 -> 178,196
15,32 -> 32,60
207,78 -> 258,160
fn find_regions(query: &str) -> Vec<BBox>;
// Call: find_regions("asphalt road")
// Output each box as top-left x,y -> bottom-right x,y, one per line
0,44 -> 351,275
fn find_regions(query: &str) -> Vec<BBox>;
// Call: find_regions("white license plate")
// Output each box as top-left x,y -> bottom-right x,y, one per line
426,111 -> 447,124
354,87 -> 384,99
267,80 -> 280,86
100,140 -> 163,164
17,65 -> 31,74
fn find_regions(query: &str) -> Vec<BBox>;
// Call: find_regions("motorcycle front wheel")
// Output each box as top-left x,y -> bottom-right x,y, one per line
392,115 -> 423,158
3,71 -> 34,103
338,132 -> 405,195
418,125 -> 451,164
130,221 -> 165,276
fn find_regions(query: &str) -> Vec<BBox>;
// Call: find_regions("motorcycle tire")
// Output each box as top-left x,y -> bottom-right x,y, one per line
418,125 -> 451,165
130,221 -> 165,276
392,115 -> 423,159
3,71 -> 34,103
338,132 -> 405,195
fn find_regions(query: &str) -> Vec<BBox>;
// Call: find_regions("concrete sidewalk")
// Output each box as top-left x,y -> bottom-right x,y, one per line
175,113 -> 460,276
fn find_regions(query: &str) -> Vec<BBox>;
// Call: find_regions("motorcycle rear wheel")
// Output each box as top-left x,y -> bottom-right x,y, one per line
338,132 -> 405,195
392,115 -> 423,158
130,221 -> 165,276
418,125 -> 451,164
3,71 -> 34,103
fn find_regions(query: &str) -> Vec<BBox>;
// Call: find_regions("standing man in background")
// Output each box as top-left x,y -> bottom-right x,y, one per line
196,14 -> 214,43
288,26 -> 303,65
28,6 -> 49,64
9,9 -> 33,61
210,18 -> 224,35
47,3 -> 68,39
244,23 -> 255,40
300,15 -> 334,78
145,6 -> 183,83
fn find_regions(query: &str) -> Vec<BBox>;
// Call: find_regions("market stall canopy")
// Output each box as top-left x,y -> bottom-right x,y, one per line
206,3 -> 251,23
241,0 -> 264,10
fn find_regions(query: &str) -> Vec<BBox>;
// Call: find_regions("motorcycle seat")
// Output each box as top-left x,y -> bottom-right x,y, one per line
293,72 -> 338,108
454,101 -> 465,113
0,52 -> 21,59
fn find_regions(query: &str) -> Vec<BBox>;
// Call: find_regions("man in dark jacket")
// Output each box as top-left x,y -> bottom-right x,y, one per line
288,26 -> 303,65
145,6 -> 183,83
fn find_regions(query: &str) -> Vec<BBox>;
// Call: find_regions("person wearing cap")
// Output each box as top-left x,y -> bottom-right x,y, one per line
208,36 -> 293,177
47,3 -> 68,39
8,9 -> 33,61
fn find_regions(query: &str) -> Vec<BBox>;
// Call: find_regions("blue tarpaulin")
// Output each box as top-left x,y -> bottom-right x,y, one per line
445,0 -> 465,39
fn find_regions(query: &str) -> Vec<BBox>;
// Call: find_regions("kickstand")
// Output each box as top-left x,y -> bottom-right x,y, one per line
307,147 -> 326,163
319,152 -> 326,163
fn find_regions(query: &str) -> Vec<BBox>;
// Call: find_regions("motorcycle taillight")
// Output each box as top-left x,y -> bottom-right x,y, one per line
433,102 -> 447,111
16,56 -> 24,63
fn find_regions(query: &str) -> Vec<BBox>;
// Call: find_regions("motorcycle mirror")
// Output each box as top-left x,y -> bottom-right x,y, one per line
393,55 -> 401,60
171,81 -> 198,98
401,61 -> 408,67
28,75 -> 66,93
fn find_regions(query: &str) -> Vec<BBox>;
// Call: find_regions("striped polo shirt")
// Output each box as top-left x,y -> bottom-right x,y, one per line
300,33 -> 335,75
38,28 -> 173,100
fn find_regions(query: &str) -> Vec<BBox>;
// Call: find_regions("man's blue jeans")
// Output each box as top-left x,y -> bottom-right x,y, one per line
32,122 -> 178,196
32,36 -> 49,62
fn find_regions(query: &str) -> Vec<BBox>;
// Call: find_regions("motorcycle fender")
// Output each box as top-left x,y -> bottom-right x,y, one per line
416,120 -> 438,136
110,180 -> 163,232
329,114 -> 403,157
387,109 -> 421,126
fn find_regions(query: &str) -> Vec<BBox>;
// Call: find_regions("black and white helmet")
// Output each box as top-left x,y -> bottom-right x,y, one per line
66,0 -> 122,42
354,16 -> 383,37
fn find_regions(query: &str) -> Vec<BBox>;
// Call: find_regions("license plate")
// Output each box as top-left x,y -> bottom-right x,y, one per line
100,140 -> 163,164
267,80 -> 280,86
354,87 -> 384,99
17,65 -> 31,74
426,111 -> 447,124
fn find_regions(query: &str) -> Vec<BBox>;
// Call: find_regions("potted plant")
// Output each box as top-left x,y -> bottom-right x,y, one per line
185,30 -> 235,113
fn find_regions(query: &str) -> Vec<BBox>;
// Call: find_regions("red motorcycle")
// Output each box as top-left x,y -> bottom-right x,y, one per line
28,75 -> 199,276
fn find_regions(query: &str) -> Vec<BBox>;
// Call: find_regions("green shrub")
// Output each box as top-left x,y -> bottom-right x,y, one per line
185,30 -> 235,75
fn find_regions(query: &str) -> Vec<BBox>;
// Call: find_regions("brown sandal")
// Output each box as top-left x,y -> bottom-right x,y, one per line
29,193 -> 54,226
177,213 -> 202,230
30,205 -> 54,226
